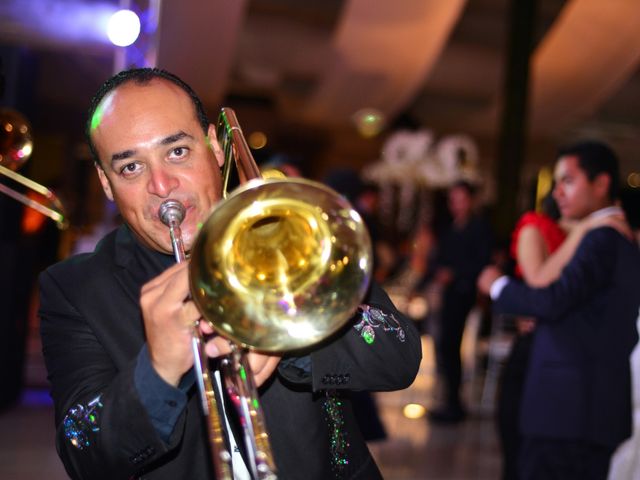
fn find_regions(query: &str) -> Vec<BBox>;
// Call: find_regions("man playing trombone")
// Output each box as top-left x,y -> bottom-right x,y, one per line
38,68 -> 422,479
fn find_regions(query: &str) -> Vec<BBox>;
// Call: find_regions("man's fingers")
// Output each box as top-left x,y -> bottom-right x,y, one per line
142,261 -> 186,290
204,341 -> 221,358
252,355 -> 281,387
205,336 -> 233,358
199,320 -> 215,335
141,261 -> 191,303
181,301 -> 202,328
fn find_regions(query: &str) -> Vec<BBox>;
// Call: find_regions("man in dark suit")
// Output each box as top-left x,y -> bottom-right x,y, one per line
427,180 -> 493,423
479,141 -> 640,480
38,68 -> 422,480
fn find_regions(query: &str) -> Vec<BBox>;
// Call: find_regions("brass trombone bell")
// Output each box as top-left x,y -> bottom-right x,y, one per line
175,107 -> 372,479
189,176 -> 373,352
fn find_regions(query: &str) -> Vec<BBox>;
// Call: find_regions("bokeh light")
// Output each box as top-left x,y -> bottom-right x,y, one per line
248,131 -> 268,149
628,172 -> 640,188
107,9 -> 140,47
352,108 -> 386,138
403,403 -> 426,419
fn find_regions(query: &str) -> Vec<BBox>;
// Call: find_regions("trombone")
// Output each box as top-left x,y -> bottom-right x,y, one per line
0,108 -> 68,229
159,108 -> 373,479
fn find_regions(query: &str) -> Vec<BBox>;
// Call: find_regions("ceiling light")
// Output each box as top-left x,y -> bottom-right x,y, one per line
107,9 -> 140,47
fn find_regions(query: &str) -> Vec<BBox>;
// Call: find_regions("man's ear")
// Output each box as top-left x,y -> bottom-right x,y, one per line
95,164 -> 114,201
207,124 -> 225,168
593,172 -> 611,200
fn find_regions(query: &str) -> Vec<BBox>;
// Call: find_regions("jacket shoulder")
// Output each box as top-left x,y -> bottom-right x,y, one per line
41,227 -> 120,284
579,226 -> 638,259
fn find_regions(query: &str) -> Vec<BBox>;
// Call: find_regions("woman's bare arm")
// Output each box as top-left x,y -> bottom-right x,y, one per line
519,211 -> 631,288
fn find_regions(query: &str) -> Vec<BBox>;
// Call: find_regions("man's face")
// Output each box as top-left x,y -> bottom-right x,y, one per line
447,185 -> 472,221
552,155 -> 608,220
91,78 -> 225,254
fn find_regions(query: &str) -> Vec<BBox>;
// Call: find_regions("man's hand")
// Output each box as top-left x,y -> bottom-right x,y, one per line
245,353 -> 281,387
201,323 -> 281,388
584,210 -> 634,241
141,261 -> 281,388
477,265 -> 503,296
140,261 -> 203,387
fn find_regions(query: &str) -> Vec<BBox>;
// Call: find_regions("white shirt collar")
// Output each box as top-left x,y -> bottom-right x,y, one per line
587,205 -> 623,220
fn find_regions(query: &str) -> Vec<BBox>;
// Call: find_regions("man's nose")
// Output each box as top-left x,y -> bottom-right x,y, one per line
552,184 -> 562,199
147,167 -> 179,197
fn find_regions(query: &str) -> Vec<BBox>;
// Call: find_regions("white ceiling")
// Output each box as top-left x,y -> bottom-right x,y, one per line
2,0 -> 640,175
154,0 -> 640,163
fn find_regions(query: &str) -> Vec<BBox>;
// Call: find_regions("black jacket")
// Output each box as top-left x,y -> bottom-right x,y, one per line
39,224 -> 422,479
493,227 -> 640,448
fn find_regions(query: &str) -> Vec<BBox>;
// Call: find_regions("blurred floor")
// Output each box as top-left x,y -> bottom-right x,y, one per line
0,317 -> 68,480
369,337 -> 502,479
0,332 -> 502,480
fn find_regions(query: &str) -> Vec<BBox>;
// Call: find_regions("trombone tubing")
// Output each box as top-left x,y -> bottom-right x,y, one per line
0,164 -> 68,229
158,200 -> 233,480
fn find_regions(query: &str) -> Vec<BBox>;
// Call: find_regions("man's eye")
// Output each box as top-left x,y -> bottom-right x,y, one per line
120,162 -> 140,176
170,147 -> 188,158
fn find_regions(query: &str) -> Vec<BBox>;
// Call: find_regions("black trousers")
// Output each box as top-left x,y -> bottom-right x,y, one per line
519,437 -> 613,480
497,331 -> 533,480
434,288 -> 476,409
0,241 -> 31,410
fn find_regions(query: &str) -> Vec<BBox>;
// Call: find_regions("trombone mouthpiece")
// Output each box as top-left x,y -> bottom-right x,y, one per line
159,199 -> 186,227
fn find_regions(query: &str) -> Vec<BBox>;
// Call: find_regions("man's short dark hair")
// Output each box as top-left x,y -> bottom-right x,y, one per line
449,179 -> 477,197
86,68 -> 210,166
557,140 -> 620,201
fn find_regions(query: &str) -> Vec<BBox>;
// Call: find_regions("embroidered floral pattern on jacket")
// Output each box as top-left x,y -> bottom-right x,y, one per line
323,390 -> 349,477
63,394 -> 103,449
353,304 -> 406,344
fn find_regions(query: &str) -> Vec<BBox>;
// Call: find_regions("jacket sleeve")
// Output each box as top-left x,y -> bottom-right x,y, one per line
279,281 -> 422,392
493,228 -> 616,322
39,269 -> 187,480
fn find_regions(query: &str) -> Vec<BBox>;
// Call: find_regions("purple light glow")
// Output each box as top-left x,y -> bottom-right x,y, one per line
0,0 -> 123,46
20,387 -> 53,407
